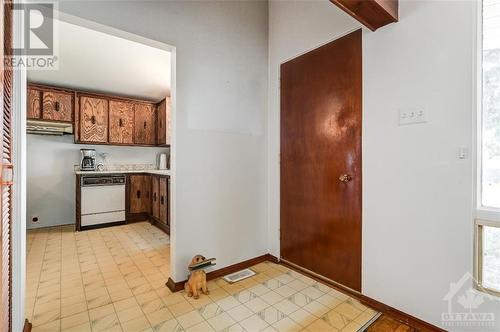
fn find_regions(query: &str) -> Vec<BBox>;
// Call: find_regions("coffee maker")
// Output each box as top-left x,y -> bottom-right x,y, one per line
80,149 -> 96,171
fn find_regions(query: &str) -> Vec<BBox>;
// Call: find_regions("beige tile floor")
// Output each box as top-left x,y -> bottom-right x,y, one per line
26,222 -> 378,332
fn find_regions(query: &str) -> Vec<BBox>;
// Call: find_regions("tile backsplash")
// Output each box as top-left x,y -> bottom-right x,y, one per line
73,163 -> 156,172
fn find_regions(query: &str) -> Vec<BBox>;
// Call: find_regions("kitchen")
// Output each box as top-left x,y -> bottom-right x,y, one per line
28,84 -> 171,232
24,15 -> 174,327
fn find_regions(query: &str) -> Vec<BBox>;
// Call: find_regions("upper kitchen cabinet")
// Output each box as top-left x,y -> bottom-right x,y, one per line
42,90 -> 74,122
28,82 -> 171,148
156,97 -> 170,146
27,84 -> 74,122
109,100 -> 134,144
27,87 -> 41,119
78,96 -> 109,143
134,103 -> 156,145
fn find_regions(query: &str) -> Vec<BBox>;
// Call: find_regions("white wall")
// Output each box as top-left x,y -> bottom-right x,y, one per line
27,134 -> 168,229
269,0 -> 499,330
267,0 -> 360,258
54,1 -> 269,281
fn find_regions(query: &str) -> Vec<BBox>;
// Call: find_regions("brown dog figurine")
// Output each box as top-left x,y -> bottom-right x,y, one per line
184,255 -> 209,299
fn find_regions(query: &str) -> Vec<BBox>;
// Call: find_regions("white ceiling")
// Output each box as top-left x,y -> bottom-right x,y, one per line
28,18 -> 171,102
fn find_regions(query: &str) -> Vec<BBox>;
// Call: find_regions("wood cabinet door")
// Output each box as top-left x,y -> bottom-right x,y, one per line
156,98 -> 169,146
159,177 -> 168,225
79,96 -> 108,143
129,175 -> 151,214
42,90 -> 73,122
134,103 -> 156,145
109,100 -> 134,144
27,87 -> 41,119
152,176 -> 160,219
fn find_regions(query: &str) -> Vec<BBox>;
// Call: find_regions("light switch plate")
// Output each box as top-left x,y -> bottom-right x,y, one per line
399,107 -> 427,125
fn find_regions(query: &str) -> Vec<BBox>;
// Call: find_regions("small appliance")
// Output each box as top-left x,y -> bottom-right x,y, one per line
80,149 -> 96,171
158,153 -> 168,170
27,119 -> 73,136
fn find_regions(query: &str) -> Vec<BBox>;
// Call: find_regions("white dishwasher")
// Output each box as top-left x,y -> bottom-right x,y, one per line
81,175 -> 126,228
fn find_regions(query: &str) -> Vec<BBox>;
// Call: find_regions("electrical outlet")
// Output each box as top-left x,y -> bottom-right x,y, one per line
399,107 -> 427,125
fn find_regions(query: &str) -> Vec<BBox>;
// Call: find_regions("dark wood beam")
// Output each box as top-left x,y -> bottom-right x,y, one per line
330,0 -> 398,31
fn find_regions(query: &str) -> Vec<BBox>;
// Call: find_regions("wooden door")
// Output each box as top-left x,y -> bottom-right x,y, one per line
129,175 -> 151,214
109,100 -> 134,144
156,98 -> 169,146
134,103 -> 155,145
27,87 -> 41,119
159,177 -> 168,225
79,96 -> 108,143
280,30 -> 362,291
151,175 -> 160,219
1,1 -> 13,330
42,90 -> 73,122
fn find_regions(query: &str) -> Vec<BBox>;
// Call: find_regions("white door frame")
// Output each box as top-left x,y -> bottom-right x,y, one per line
11,3 -> 27,330
11,10 -> 177,329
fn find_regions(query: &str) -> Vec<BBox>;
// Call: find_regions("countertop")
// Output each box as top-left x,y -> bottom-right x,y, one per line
75,169 -> 170,176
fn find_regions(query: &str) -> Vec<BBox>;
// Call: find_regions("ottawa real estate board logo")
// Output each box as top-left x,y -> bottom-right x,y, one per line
6,2 -> 58,70
442,272 -> 498,330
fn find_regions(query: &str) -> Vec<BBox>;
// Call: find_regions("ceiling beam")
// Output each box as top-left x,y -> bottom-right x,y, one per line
330,0 -> 398,31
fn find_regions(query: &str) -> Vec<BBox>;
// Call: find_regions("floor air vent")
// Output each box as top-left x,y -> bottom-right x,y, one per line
223,268 -> 256,283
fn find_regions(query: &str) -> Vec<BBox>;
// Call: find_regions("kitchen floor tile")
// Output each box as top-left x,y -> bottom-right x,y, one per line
27,223 -> 380,332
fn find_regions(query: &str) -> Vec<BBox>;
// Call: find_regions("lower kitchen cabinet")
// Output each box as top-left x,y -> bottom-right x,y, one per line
151,175 -> 160,220
159,177 -> 169,225
127,175 -> 151,221
125,174 -> 170,235
150,174 -> 170,234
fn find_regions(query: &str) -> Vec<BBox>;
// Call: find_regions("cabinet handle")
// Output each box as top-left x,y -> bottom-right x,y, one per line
136,190 -> 141,199
143,121 -> 147,129
160,195 -> 164,205
119,118 -> 123,127
55,101 -> 60,112
91,115 -> 96,124
159,120 -> 162,129
153,192 -> 157,202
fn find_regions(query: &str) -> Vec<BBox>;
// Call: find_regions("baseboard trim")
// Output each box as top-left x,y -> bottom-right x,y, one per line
279,260 -> 445,332
79,220 -> 126,231
166,276 -> 184,292
149,218 -> 170,235
23,319 -> 32,332
166,253 -> 278,293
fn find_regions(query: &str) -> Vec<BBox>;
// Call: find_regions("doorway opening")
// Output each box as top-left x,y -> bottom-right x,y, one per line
14,10 -> 177,330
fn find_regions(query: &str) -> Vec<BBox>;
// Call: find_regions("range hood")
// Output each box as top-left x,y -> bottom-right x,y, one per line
27,120 -> 73,136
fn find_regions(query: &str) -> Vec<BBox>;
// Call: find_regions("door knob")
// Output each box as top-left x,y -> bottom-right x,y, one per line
339,174 -> 352,183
